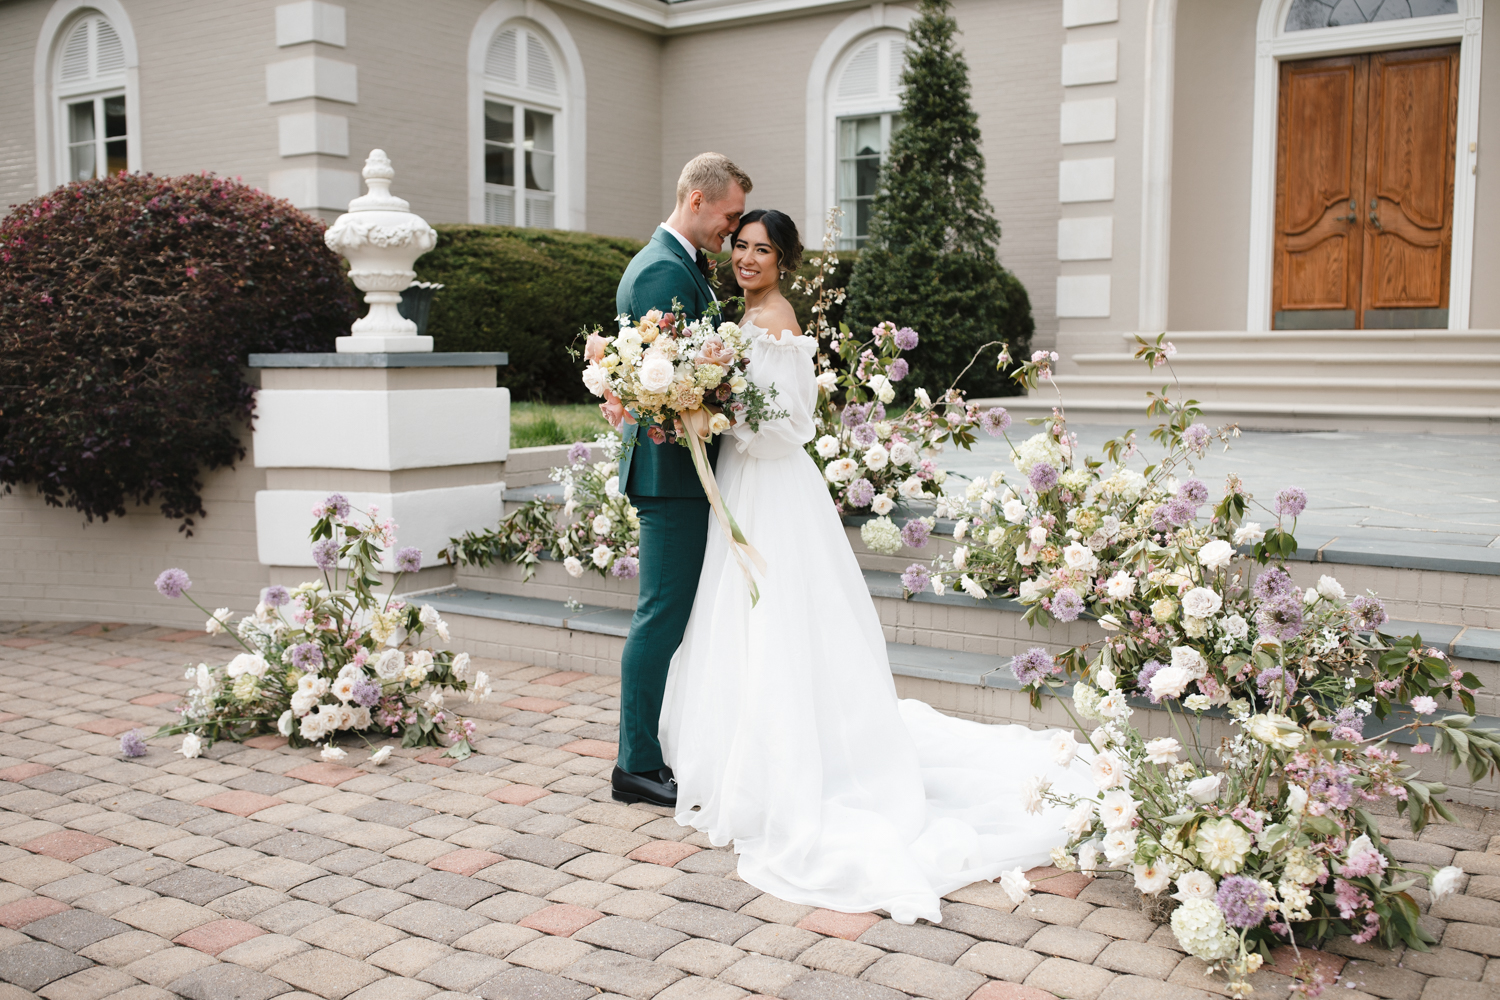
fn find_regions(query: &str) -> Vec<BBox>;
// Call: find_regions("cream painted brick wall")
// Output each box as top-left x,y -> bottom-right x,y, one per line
0,1 -> 52,211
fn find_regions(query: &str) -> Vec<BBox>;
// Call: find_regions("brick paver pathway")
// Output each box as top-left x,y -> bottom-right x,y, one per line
0,620 -> 1495,1000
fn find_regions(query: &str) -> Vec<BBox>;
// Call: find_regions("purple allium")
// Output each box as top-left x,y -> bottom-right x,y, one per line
1252,567 -> 1294,601
901,519 -> 932,549
1332,706 -> 1366,742
394,547 -> 422,574
289,642 -> 323,670
1256,666 -> 1298,700
840,403 -> 867,428
1011,647 -> 1059,685
352,680 -> 382,708
852,423 -> 880,448
567,442 -> 591,466
1183,423 -> 1211,454
888,358 -> 910,382
1050,587 -> 1083,622
1350,595 -> 1389,631
611,556 -> 639,579
1216,875 -> 1270,929
262,585 -> 290,608
902,563 -> 930,594
1028,462 -> 1059,493
312,539 -> 339,571
155,568 -> 192,599
120,729 -> 147,757
1137,659 -> 1166,703
846,478 -> 875,508
1178,478 -> 1209,504
1256,593 -> 1305,641
894,327 -> 919,350
980,407 -> 1012,438
1275,486 -> 1308,518
868,403 -> 886,422
323,493 -> 351,520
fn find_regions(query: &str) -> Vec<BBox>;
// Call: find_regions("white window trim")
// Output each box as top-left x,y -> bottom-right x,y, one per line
1246,0 -> 1483,331
33,0 -> 142,193
804,4 -> 917,243
468,0 -> 586,230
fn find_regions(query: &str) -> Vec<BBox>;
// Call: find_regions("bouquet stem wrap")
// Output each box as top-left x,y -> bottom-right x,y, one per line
679,408 -> 766,606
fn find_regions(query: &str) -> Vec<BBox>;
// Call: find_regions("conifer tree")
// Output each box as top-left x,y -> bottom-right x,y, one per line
846,0 -> 1032,398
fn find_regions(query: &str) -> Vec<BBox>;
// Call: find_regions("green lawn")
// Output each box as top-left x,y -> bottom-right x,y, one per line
510,401 -> 611,449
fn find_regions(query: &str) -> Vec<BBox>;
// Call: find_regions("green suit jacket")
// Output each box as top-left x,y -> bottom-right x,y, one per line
615,227 -> 720,498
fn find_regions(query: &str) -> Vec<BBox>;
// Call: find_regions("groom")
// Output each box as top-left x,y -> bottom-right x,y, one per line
605,152 -> 751,807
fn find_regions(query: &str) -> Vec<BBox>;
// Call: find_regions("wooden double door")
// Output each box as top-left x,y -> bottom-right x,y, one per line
1273,46 -> 1459,330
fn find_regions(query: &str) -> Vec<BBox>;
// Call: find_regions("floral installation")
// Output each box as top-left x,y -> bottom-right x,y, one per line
153,496 -> 488,759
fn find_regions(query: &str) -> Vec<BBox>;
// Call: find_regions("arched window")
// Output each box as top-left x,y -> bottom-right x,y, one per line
829,31 -> 905,249
1284,0 -> 1457,31
54,11 -> 129,183
482,23 -> 562,228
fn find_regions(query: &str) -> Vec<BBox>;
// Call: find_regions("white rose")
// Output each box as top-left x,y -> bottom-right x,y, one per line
1285,783 -> 1308,815
1028,525 -> 1047,547
1105,571 -> 1136,599
1171,646 -> 1207,678
960,575 -> 986,600
825,458 -> 859,483
1233,521 -> 1265,545
1430,866 -> 1464,904
1197,539 -> 1234,571
1184,694 -> 1212,712
605,476 -> 622,499
999,867 -> 1034,905
374,648 -> 405,681
815,371 -> 838,392
1134,862 -> 1172,894
1145,737 -> 1182,764
1021,775 -> 1051,815
321,745 -> 348,761
639,355 -> 674,392
952,519 -> 968,542
1181,587 -> 1223,620
1098,691 -> 1130,720
592,544 -> 612,567
1077,840 -> 1102,875
1304,587 -> 1320,606
369,746 -> 392,766
1050,730 -> 1078,767
1063,542 -> 1098,573
889,442 -> 918,467
863,444 -> 889,471
1099,613 -> 1122,632
914,387 -> 931,408
1316,575 -> 1345,600
1002,498 -> 1026,524
1221,614 -> 1248,640
1100,789 -> 1138,831
205,609 -> 230,635
867,374 -> 895,404
563,556 -> 584,578
1091,751 -> 1125,790
815,435 -> 840,459
277,710 -> 294,736
1150,665 -> 1193,701
1103,829 -> 1138,865
1064,800 -> 1095,839
870,495 -> 895,515
953,547 -> 968,571
592,514 -> 613,536
1172,870 -> 1217,901
179,733 -> 203,759
1187,774 -> 1221,804
898,477 -> 926,500
582,362 -> 609,396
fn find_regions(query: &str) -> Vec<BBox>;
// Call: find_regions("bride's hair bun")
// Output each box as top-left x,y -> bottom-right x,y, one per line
730,209 -> 803,275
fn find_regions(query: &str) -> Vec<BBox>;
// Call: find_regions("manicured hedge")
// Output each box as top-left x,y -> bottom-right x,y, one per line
420,226 -> 645,402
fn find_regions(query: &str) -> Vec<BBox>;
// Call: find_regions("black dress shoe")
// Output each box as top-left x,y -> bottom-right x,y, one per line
612,766 -> 677,807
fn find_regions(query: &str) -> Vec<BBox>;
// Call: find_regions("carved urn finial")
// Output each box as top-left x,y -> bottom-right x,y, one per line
324,149 -> 438,353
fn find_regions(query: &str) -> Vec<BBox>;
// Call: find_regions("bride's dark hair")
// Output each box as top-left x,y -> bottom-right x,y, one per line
725,209 -> 803,286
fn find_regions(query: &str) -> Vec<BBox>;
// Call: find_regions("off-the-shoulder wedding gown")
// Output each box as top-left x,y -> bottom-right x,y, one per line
658,325 -> 1092,925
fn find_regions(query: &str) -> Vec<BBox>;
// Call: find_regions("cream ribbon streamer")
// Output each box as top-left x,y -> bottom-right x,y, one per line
678,407 -> 767,606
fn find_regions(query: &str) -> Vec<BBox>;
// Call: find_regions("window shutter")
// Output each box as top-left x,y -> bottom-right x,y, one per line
486,28 -> 519,83
60,20 -> 91,82
526,33 -> 557,94
838,41 -> 880,100
95,19 -> 124,75
889,40 -> 906,92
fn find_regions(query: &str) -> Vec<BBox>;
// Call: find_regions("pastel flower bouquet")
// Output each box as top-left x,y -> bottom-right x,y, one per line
154,495 -> 488,760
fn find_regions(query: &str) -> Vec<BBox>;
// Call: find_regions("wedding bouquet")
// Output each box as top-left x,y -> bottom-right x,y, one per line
154,496 -> 488,759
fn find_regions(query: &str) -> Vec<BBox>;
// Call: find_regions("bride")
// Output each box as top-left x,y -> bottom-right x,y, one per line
658,209 -> 1093,926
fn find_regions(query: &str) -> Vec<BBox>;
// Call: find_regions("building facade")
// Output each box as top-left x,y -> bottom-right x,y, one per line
3,0 -> 1499,351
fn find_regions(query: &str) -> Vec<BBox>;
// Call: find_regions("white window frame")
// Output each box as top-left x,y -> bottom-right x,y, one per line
804,6 -> 916,245
467,1 -> 586,231
835,111 -> 901,250
33,1 -> 142,193
1245,0 -> 1484,331
481,26 -> 564,230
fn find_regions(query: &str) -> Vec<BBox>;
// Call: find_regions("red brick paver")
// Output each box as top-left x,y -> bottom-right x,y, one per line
797,908 -> 882,940
415,749 -> 456,767
156,630 -> 208,642
198,790 -> 285,817
533,671 -> 590,686
0,763 -> 52,783
0,713 -> 19,724
70,623 -> 126,636
21,830 -> 114,862
0,897 -> 70,929
0,638 -> 47,649
77,717 -> 141,736
243,734 -> 289,750
503,696 -> 570,714
558,739 -> 618,760
174,919 -> 266,956
488,784 -> 551,806
519,904 -> 605,937
1265,945 -> 1347,981
1026,866 -> 1092,899
283,761 -> 364,786
428,849 -> 505,877
628,841 -> 701,868
99,656 -> 145,668
129,692 -> 181,707
971,982 -> 1059,1000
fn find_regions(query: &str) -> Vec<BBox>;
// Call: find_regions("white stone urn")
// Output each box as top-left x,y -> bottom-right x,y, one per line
324,149 -> 438,353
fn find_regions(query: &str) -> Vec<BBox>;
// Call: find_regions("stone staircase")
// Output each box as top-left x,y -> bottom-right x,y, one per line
989,330 -> 1500,433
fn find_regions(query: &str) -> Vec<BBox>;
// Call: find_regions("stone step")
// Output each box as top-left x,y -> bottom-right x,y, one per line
1108,329 -> 1500,356
1069,353 -> 1500,378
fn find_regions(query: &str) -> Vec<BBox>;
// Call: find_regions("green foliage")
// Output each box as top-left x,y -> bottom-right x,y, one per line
419,225 -> 646,402
510,402 -> 610,449
845,0 -> 1033,399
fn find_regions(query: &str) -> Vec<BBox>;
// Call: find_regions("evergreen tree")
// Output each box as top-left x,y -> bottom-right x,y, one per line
846,0 -> 1032,399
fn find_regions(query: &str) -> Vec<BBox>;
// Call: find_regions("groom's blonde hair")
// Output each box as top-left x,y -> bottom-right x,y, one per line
676,153 -> 752,205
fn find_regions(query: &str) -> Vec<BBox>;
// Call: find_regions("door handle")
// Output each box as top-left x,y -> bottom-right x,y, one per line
1335,199 -> 1357,224
1369,199 -> 1383,231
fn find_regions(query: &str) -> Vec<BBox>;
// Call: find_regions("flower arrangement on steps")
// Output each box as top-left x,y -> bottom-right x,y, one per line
150,497 -> 490,761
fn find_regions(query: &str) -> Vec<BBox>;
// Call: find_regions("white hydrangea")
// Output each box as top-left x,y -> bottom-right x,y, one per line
1171,898 -> 1238,962
1010,432 -> 1065,475
860,517 -> 902,555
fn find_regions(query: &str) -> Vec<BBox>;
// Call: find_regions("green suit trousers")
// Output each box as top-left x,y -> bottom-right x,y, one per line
617,495 -> 709,774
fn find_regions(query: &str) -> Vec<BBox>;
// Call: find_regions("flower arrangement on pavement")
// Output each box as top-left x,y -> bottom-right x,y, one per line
153,496 -> 488,760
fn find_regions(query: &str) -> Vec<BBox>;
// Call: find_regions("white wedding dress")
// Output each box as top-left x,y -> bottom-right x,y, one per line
659,324 -> 1093,925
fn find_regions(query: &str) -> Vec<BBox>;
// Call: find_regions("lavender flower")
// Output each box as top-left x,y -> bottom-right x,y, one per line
980,407 -> 1012,437
567,442 -> 591,466
394,547 -> 422,574
312,539 -> 339,571
894,327 -> 919,350
1011,647 -> 1059,685
1252,567 -> 1294,601
1182,423 -> 1211,454
1350,595 -> 1389,630
262,585 -> 290,608
1275,486 -> 1308,518
868,403 -> 886,422
1332,706 -> 1366,742
611,556 -> 639,579
289,642 -> 323,670
155,568 -> 192,599
1050,588 -> 1083,622
1216,875 -> 1270,929
901,563 -> 930,594
852,423 -> 880,448
120,730 -> 147,757
1256,593 -> 1305,641
1136,659 -> 1166,703
323,493 -> 351,520
901,519 -> 932,549
1028,462 -> 1059,493
352,680 -> 382,708
846,478 -> 875,508
888,358 -> 909,382
1152,496 -> 1199,530
1256,666 -> 1298,700
1178,478 -> 1209,504
840,403 -> 867,428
